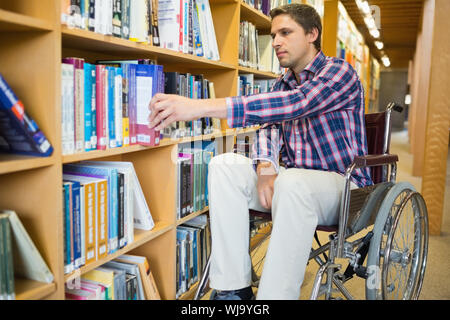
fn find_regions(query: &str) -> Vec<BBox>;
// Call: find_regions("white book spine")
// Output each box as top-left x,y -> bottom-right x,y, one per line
61,63 -> 76,155
75,64 -> 85,153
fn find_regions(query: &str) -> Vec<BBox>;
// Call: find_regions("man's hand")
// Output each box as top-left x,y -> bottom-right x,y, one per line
148,93 -> 228,131
148,93 -> 202,131
256,161 -> 277,210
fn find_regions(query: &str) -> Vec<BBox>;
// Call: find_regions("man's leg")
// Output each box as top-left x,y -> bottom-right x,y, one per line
256,168 -> 355,300
208,153 -> 269,291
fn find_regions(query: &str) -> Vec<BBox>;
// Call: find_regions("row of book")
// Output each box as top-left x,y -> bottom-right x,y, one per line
176,214 -> 211,298
0,73 -> 54,157
176,141 -> 216,220
163,71 -> 221,140
0,210 -> 54,300
61,57 -> 221,156
62,58 -> 163,155
62,161 -> 154,274
238,74 -> 276,96
65,254 -> 160,300
61,0 -> 220,61
62,0 -> 160,46
239,23 -> 282,75
242,0 -> 293,17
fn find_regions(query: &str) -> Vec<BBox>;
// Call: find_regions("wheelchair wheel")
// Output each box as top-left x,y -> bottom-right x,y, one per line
365,182 -> 429,300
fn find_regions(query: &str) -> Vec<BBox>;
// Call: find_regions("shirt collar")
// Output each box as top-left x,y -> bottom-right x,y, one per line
282,50 -> 326,83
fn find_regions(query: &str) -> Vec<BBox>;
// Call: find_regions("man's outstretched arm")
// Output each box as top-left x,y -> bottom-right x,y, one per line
148,93 -> 227,131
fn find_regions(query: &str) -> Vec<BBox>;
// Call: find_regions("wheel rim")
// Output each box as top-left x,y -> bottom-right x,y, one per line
380,191 -> 428,300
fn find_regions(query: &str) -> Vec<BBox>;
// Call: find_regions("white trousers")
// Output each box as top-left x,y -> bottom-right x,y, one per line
207,153 -> 356,300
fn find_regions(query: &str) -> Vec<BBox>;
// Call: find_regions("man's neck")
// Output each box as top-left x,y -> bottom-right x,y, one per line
292,48 -> 319,83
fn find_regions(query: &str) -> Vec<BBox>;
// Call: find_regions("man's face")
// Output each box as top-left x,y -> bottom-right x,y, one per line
271,14 -> 317,74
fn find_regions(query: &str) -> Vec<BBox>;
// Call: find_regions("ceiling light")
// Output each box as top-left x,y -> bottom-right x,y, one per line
361,1 -> 371,15
382,56 -> 390,67
374,41 -> 384,49
369,28 -> 380,38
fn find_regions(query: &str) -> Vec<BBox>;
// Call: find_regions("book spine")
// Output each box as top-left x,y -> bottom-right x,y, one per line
128,64 -> 137,145
107,67 -> 116,148
61,64 -> 76,155
0,217 -> 6,300
79,185 -> 86,266
121,64 -> 130,146
121,0 -> 131,40
112,0 -> 123,38
151,0 -> 160,46
3,217 -> 15,299
97,180 -> 108,259
89,64 -> 97,150
95,65 -> 107,150
118,173 -> 125,248
88,0 -> 95,31
70,181 -> 82,268
85,182 -> 96,265
109,169 -> 119,254
106,0 -> 114,35
63,183 -> 73,274
114,67 -> 123,148
75,58 -> 85,153
84,63 -> 93,151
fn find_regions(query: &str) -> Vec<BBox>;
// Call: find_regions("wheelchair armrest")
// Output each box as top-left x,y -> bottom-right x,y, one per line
354,154 -> 398,168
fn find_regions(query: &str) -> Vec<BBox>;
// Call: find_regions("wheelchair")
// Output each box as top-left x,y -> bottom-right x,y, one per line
194,102 -> 429,300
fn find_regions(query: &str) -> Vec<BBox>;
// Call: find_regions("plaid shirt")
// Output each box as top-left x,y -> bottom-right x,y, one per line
226,51 -> 372,188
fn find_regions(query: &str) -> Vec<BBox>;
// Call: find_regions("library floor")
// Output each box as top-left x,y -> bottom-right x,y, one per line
202,129 -> 450,300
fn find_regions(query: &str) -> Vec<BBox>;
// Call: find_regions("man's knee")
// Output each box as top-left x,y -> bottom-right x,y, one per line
209,152 -> 251,171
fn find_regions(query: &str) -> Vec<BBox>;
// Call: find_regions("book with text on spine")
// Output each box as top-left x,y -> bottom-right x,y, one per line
0,73 -> 53,157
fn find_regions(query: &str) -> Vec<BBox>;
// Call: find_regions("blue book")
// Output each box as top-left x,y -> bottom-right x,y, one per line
192,1 -> 203,57
63,182 -> 73,274
107,66 -> 116,148
0,73 -> 53,157
63,163 -> 119,254
63,180 -> 82,269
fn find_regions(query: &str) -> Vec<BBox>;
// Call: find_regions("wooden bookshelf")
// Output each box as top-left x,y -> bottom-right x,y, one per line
0,0 -> 367,301
14,278 -> 57,300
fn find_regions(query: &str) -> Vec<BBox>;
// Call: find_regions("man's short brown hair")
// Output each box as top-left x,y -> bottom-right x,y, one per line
270,3 -> 322,50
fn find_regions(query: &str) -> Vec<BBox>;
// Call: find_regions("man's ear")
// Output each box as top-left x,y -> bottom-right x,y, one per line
307,28 -> 319,45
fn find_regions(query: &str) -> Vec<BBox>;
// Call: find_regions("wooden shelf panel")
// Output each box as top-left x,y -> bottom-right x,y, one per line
62,131 -> 232,164
61,26 -> 236,71
62,139 -> 177,164
176,207 -> 209,226
240,1 -> 271,33
64,221 -> 173,283
238,65 -> 279,79
0,9 -> 54,32
0,154 -> 55,175
15,278 -> 56,300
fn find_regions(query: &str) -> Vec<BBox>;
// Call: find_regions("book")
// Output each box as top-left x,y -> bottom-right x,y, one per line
0,210 -> 54,283
0,73 -> 53,157
82,268 -> 115,300
105,259 -> 144,299
132,64 -> 162,146
116,254 -> 161,299
63,163 -> 119,254
61,63 -> 76,155
0,214 -> 14,300
62,57 -> 85,153
80,161 -> 154,231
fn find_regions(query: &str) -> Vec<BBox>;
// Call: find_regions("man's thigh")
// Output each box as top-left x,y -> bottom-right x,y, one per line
274,168 -> 353,226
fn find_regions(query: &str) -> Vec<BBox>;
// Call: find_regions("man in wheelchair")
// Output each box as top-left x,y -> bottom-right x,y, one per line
148,3 -> 428,300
